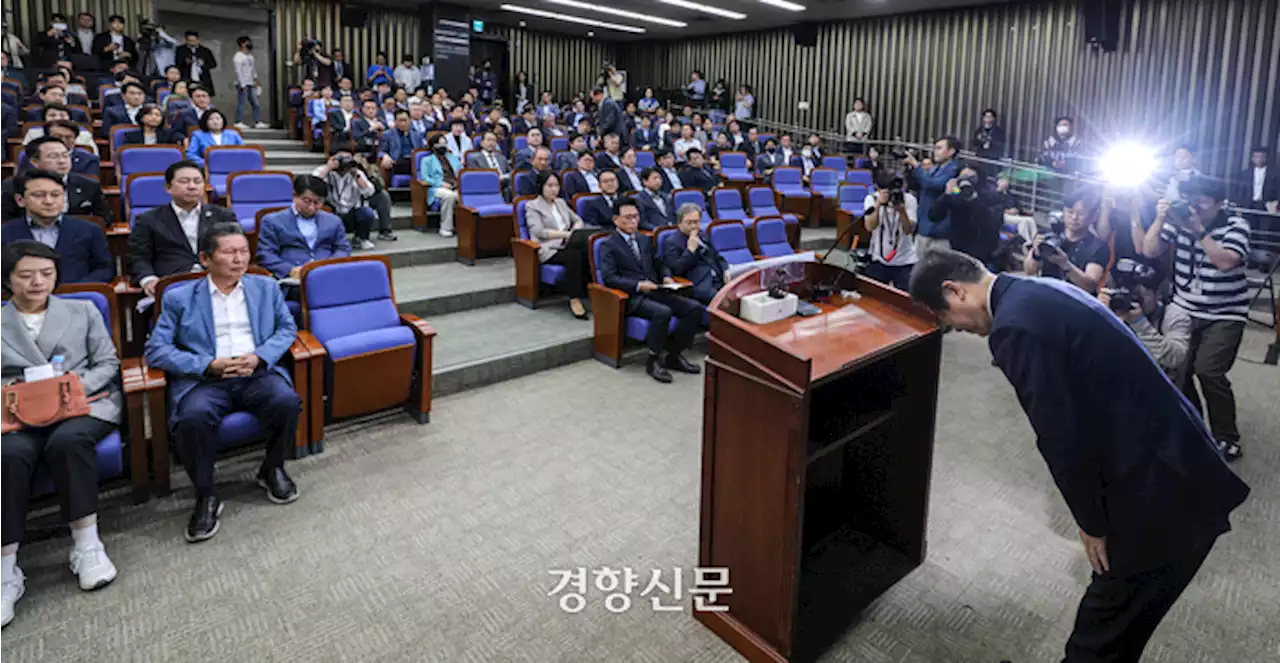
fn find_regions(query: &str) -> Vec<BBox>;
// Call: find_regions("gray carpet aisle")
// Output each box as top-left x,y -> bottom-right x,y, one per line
2,328 -> 1277,663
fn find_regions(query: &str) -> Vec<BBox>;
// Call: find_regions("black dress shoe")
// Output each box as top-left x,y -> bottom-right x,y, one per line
185,495 -> 224,543
377,230 -> 398,241
646,355 -> 673,384
257,467 -> 300,504
665,352 -> 701,374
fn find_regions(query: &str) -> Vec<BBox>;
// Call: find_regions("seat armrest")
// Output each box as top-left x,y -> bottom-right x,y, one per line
511,238 -> 540,251
399,313 -> 437,339
295,330 -> 327,360
121,358 -> 166,393
588,282 -> 630,304
672,277 -> 693,286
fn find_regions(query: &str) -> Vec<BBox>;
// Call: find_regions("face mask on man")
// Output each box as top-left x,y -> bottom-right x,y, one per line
1057,125 -> 1071,137
802,148 -> 813,158
766,146 -> 776,153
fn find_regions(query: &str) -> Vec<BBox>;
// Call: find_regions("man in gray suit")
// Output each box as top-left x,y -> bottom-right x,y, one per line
465,130 -> 511,193
2,240 -> 123,627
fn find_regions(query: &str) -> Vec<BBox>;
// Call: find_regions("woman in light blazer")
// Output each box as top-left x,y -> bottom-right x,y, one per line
1,241 -> 122,628
525,171 -> 590,319
185,109 -> 243,168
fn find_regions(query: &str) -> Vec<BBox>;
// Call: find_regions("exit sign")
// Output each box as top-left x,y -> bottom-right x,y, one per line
472,19 -> 484,32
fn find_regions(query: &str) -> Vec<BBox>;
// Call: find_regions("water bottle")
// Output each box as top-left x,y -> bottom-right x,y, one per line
51,355 -> 66,377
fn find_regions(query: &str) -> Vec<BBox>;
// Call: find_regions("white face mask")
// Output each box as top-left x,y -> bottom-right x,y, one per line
1056,126 -> 1071,137
802,148 -> 813,158
53,22 -> 68,31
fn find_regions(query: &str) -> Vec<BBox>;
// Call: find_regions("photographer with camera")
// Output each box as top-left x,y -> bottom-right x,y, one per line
33,15 -> 81,69
1024,191 -> 1109,293
1099,259 -> 1191,377
928,166 -> 1003,267
313,150 -> 379,250
903,136 -> 962,256
862,175 -> 918,290
291,39 -> 332,86
1139,177 -> 1251,461
135,17 -> 177,79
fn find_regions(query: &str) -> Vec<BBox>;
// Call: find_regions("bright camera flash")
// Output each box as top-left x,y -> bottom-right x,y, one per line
1100,142 -> 1158,188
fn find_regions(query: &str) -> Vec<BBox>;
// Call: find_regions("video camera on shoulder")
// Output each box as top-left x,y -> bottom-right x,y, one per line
1032,217 -> 1066,260
1107,258 -> 1160,312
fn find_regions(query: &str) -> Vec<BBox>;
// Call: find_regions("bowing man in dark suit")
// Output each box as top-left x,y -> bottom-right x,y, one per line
597,198 -> 703,383
679,148 -> 719,194
635,168 -> 673,231
661,204 -> 727,306
1,137 -> 110,221
581,171 -> 622,230
1,170 -> 114,284
907,250 -> 1250,663
145,223 -> 302,543
128,161 -> 239,297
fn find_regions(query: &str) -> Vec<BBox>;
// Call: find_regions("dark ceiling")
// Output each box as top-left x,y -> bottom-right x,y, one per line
462,0 -> 1016,40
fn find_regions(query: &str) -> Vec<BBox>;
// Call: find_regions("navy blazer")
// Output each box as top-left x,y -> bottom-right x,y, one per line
988,275 -> 1249,575
72,150 -> 100,176
169,106 -> 215,138
101,104 -> 135,132
379,127 -> 426,162
660,231 -> 727,304
631,127 -> 661,151
562,170 -> 599,200
635,190 -> 673,231
680,165 -> 719,193
350,116 -> 376,144
1,216 -> 115,283
598,231 -> 661,311
28,107 -> 91,124
256,209 -> 352,278
581,195 -> 618,230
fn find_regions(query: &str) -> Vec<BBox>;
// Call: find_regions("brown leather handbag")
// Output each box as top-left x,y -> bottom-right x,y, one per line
1,374 -> 106,434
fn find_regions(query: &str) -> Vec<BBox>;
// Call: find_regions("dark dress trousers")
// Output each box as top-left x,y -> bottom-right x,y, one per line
660,231 -> 727,305
598,231 -> 701,355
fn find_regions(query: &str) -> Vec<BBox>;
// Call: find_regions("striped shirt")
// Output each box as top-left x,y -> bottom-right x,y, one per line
1159,212 -> 1251,321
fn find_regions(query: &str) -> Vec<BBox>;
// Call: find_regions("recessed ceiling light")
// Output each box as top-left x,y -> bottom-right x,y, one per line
519,20 -> 527,26
655,0 -> 746,20
587,31 -> 595,36
757,0 -> 806,11
499,4 -> 646,33
545,0 -> 688,28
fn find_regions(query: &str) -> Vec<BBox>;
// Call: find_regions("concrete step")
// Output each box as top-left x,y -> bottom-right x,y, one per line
265,150 -> 327,167
250,139 -> 307,151
353,225 -> 451,265
393,259 -> 515,318
240,128 -> 289,140
429,303 -> 595,398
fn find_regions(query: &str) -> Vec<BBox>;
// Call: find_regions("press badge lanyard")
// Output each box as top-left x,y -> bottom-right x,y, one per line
877,205 -> 901,262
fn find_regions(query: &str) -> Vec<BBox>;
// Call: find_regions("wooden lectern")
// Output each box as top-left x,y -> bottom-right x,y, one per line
695,262 -> 942,663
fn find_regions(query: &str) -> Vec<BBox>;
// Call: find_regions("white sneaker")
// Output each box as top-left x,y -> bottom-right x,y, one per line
69,545 -> 117,591
233,122 -> 250,130
440,229 -> 455,238
254,122 -> 270,129
358,239 -> 376,250
1,566 -> 24,628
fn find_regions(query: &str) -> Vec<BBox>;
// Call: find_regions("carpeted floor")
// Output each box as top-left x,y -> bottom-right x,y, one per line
2,327 -> 1278,663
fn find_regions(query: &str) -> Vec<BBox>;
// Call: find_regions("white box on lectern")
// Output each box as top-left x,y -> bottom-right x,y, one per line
740,291 -> 798,324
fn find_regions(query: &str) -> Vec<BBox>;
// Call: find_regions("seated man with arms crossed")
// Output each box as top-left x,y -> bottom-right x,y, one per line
257,175 -> 352,281
145,223 -> 303,543
661,203 -> 728,306
598,199 -> 703,384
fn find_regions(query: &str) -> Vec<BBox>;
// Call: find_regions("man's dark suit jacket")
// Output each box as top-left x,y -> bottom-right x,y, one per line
90,32 -> 137,70
595,152 -> 624,173
1236,166 -> 1280,208
71,150 -> 100,176
1,216 -> 115,283
680,165 -> 718,193
2,173 -> 110,221
128,203 -> 239,284
121,128 -> 187,146
988,274 -> 1249,575
170,107 -> 212,137
635,190 -> 673,231
581,195 -> 619,230
176,45 -> 218,94
27,107 -> 92,124
598,231 -> 661,313
597,97 -> 626,141
562,170 -> 598,201
101,104 -> 137,133
660,231 -> 727,304
631,127 -> 661,151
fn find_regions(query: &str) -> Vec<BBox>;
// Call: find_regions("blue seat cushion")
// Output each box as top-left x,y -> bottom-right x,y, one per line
324,326 -> 416,361
777,188 -> 811,198
31,429 -> 123,497
541,263 -> 566,285
475,203 -> 513,217
217,412 -> 264,450
390,174 -> 411,188
208,175 -> 228,198
724,172 -> 755,181
625,316 -> 679,342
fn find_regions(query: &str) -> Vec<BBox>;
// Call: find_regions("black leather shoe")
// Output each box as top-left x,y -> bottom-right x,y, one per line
646,355 -> 673,384
185,495 -> 223,543
257,467 -> 300,504
665,352 -> 701,374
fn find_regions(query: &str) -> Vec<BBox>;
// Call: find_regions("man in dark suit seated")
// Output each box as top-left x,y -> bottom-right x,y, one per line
1,169 -> 114,283
512,127 -> 543,171
25,86 -> 92,124
145,222 -> 303,543
42,119 -> 100,176
679,148 -> 718,194
516,147 -> 553,197
616,148 -> 646,194
598,198 -> 702,383
129,160 -> 239,297
556,133 -> 589,172
596,133 -> 625,172
655,150 -> 684,194
325,94 -> 358,150
661,202 -> 727,305
2,137 -> 110,221
635,167 -> 673,231
907,249 -> 1250,663
377,109 -> 425,177
351,98 -> 384,146
100,81 -> 146,133
256,175 -> 352,280
562,152 -> 600,200
169,86 -> 216,137
581,170 -> 622,230
631,114 -> 661,152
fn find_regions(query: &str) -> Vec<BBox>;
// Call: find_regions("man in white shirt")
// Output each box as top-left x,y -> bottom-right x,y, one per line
75,12 -> 96,55
1238,146 -> 1279,213
862,176 -> 919,291
145,222 -> 303,544
394,54 -> 422,91
617,148 -> 645,193
231,37 -> 268,130
656,150 -> 683,193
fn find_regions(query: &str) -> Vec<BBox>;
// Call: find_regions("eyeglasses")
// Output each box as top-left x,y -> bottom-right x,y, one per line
22,190 -> 63,201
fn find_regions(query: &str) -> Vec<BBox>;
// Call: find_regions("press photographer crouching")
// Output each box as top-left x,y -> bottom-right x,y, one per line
1023,191 -> 1109,293
1098,259 -> 1190,377
312,150 -> 379,250
1138,176 -> 1251,461
862,175 -> 918,290
928,166 -> 1003,267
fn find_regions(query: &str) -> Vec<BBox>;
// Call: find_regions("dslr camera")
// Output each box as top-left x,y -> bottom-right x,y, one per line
888,177 -> 905,205
1164,199 -> 1194,227
299,38 -> 318,57
1108,258 -> 1160,313
1032,218 -> 1066,260
334,155 -> 358,174
955,171 -> 980,202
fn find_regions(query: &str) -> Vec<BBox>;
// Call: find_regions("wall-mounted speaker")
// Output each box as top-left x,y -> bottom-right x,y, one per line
340,4 -> 369,28
1083,0 -> 1124,52
790,23 -> 818,48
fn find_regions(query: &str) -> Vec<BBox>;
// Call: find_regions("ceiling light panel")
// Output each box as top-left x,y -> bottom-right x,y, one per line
545,0 -> 688,27
499,4 -> 647,33
757,0 -> 806,11
656,0 -> 747,21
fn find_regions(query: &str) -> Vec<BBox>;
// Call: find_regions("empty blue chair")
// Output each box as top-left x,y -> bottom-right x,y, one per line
838,184 -> 869,214
1,90 -> 16,107
117,145 -> 183,186
301,256 -> 433,425
549,136 -> 569,152
821,155 -> 847,179
846,169 -> 874,187
707,221 -> 754,265
457,169 -> 515,262
753,218 -> 793,258
635,151 -> 656,170
227,171 -> 294,231
589,234 -> 680,367
672,188 -> 713,227
810,167 -> 840,199
854,157 -> 872,169
513,134 -> 528,152
124,174 -> 170,224
719,152 -> 754,183
747,186 -> 800,225
771,167 -> 812,225
513,197 -> 567,307
757,133 -> 776,148
205,146 -> 265,199
712,187 -> 750,222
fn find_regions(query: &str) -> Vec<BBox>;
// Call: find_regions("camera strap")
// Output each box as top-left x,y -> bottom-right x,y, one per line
875,204 -> 901,261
